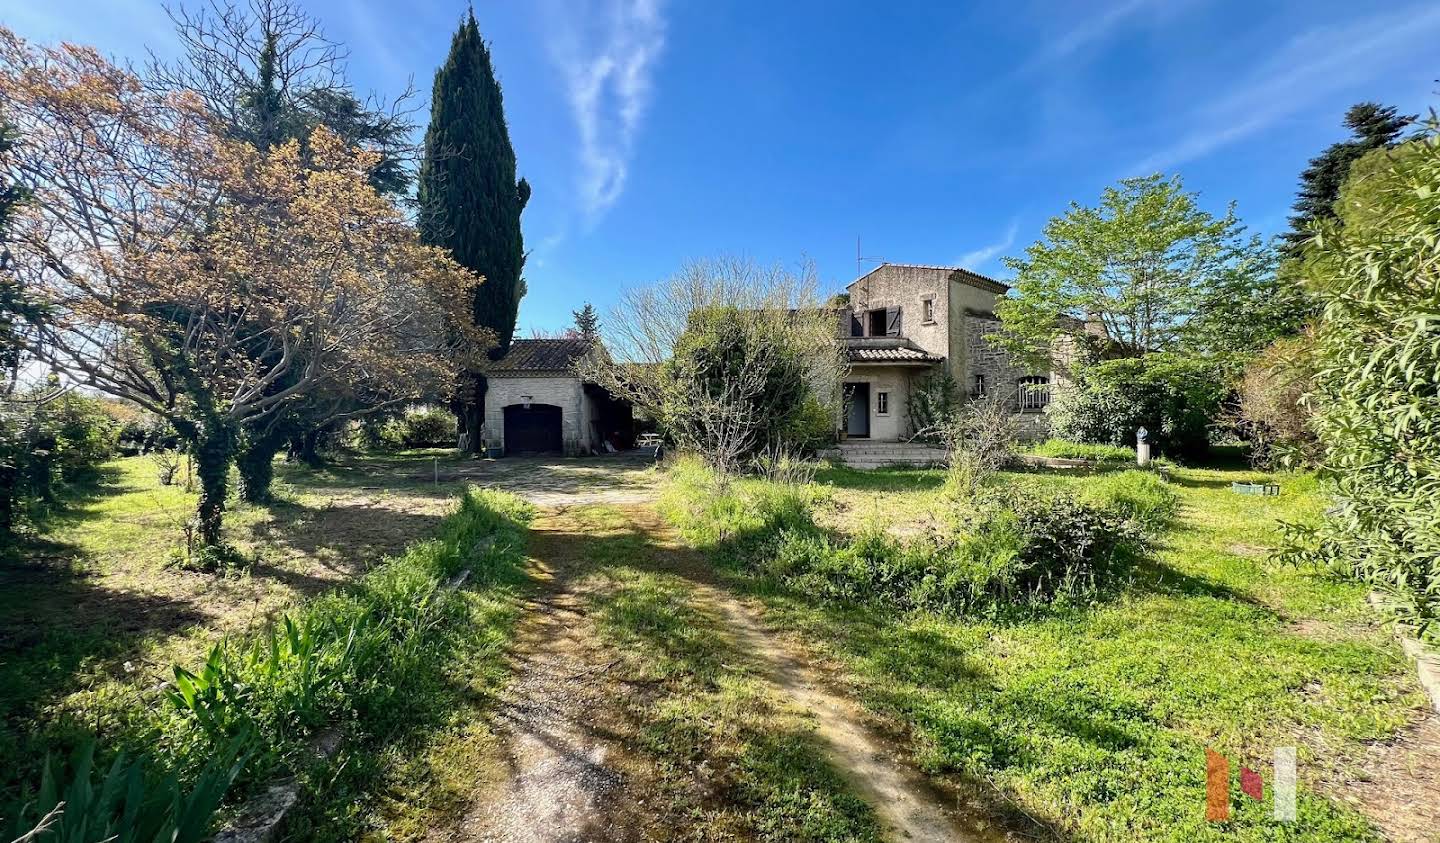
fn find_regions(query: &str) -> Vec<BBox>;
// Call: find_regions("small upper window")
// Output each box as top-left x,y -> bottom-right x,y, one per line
1019,376 -> 1050,410
876,391 -> 889,415
922,296 -> 935,323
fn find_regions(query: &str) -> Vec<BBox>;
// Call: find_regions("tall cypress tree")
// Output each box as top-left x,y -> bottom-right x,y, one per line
418,11 -> 530,448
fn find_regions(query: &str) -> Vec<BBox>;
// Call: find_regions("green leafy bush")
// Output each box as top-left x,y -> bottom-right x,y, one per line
760,491 -> 1139,615
1080,470 -> 1180,532
664,457 -> 1147,616
1278,131 -> 1440,640
777,395 -> 837,454
1049,353 -> 1227,459
2,392 -> 123,539
360,416 -> 409,451
401,409 -> 457,448
37,394 -> 123,479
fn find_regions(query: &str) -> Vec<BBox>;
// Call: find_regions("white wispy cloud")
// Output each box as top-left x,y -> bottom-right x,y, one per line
1019,0 -> 1154,74
528,231 -> 566,268
1131,4 -> 1440,174
545,0 -> 667,219
957,220 -> 1020,271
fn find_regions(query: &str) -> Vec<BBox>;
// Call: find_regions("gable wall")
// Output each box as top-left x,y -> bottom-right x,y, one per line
848,265 -> 953,367
484,375 -> 592,455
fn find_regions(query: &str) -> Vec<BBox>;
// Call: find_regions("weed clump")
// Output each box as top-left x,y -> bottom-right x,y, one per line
664,455 -> 1168,616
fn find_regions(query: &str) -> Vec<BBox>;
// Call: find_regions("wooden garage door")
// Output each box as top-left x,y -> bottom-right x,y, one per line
503,404 -> 563,455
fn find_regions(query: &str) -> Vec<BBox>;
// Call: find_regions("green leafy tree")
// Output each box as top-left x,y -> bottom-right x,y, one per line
573,302 -> 601,344
1048,353 -> 1227,458
418,11 -> 530,448
994,174 -> 1269,365
1281,128 -> 1440,640
1183,244 -> 1311,359
1282,102 -> 1412,256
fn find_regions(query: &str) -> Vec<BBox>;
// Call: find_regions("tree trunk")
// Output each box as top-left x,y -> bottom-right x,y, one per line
179,418 -> 237,547
0,461 -> 16,541
453,374 -> 487,453
289,428 -> 325,467
237,426 -> 288,504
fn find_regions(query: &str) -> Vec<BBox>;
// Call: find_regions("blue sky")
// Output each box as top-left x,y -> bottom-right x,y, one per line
3,0 -> 1436,334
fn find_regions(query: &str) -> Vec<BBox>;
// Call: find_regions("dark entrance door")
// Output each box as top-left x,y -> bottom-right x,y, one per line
503,404 -> 563,455
844,383 -> 870,438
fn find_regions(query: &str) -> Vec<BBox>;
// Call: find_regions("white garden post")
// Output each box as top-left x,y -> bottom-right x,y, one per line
1136,426 -> 1151,467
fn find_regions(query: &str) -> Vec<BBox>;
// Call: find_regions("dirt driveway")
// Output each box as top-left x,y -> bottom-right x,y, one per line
442,502 -> 989,843
436,451 -> 660,506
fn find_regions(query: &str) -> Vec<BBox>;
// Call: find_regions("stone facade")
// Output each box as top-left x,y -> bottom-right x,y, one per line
841,263 -> 1069,441
483,374 -> 598,456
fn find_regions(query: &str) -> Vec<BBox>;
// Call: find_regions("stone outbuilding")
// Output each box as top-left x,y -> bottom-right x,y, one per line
483,339 -> 633,456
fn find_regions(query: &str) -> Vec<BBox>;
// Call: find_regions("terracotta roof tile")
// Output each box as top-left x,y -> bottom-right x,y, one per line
489,338 -> 591,374
847,346 -> 944,363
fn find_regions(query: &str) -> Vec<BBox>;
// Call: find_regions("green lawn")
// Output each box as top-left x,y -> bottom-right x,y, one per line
0,450 -> 475,800
671,458 -> 1428,841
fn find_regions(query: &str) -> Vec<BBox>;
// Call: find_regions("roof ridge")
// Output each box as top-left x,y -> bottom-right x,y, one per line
849,261 -> 1008,292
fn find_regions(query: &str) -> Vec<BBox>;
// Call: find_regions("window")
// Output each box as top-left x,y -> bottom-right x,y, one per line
867,308 -> 886,336
921,296 -> 935,323
1018,376 -> 1050,410
876,391 -> 889,415
866,307 -> 902,337
972,374 -> 986,397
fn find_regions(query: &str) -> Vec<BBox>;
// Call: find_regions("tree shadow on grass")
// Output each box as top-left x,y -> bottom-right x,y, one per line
8,463 -> 132,544
244,499 -> 447,581
0,542 -> 210,789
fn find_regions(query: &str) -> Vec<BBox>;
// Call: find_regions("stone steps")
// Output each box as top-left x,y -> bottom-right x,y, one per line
822,442 -> 950,468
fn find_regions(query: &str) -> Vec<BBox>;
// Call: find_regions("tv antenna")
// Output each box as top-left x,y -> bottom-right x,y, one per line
856,236 -> 883,279
856,236 -> 884,307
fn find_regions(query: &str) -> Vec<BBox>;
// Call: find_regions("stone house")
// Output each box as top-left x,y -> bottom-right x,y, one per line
483,338 -> 632,456
840,263 -> 1071,442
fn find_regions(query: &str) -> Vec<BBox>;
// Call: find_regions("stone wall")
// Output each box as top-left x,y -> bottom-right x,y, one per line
483,375 -> 595,455
964,313 -> 1057,441
846,265 -> 953,371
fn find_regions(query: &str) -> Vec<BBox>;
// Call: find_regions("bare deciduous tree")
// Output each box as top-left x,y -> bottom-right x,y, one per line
936,391 -> 1020,499
148,0 -> 419,196
578,257 -> 845,474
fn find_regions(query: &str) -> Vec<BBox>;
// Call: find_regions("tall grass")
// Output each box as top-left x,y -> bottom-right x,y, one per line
1026,438 -> 1136,465
662,455 -> 1173,618
3,488 -> 532,841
